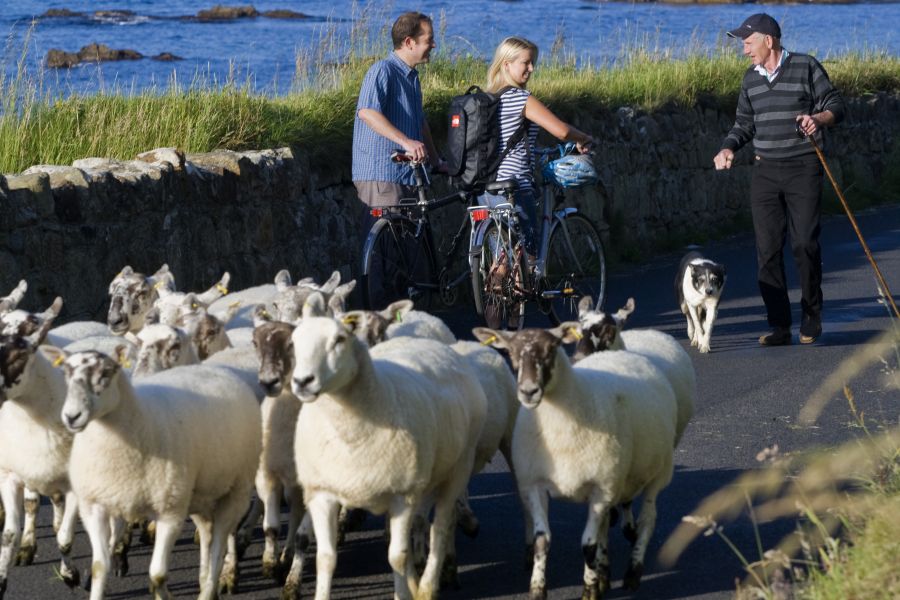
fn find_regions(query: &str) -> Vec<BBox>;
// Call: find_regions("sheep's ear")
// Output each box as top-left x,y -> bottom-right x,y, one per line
196,271 -> 231,305
328,281 -> 356,316
152,271 -> 176,296
472,327 -> 510,350
0,279 -> 28,312
145,307 -> 161,325
613,297 -> 635,325
577,295 -> 593,317
45,296 -> 64,319
381,299 -> 413,323
339,311 -> 367,334
114,344 -> 133,369
109,266 -> 132,293
220,300 -> 241,325
302,292 -> 327,319
549,322 -> 583,345
320,271 -> 341,294
252,304 -> 273,327
274,269 -> 292,291
39,345 -> 67,368
28,307 -> 60,346
152,263 -> 170,278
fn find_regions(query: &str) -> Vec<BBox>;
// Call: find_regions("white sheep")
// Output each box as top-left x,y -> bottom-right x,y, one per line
50,348 -> 262,600
575,297 -> 696,446
247,312 -> 307,593
0,301 -> 81,597
474,324 -> 677,599
290,293 -> 487,600
152,271 -> 231,327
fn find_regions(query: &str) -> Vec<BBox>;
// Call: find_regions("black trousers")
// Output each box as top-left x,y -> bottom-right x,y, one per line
750,154 -> 824,329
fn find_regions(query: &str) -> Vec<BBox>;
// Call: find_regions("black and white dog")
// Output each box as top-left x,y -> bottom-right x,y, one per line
675,251 -> 726,353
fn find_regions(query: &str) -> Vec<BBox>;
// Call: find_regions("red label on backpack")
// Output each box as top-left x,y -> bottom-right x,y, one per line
451,114 -> 460,128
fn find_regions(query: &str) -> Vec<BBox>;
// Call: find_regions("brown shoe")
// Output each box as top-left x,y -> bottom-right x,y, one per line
759,328 -> 792,346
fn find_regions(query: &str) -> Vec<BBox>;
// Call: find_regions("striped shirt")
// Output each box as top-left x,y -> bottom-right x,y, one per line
352,52 -> 425,185
722,52 -> 846,160
496,87 -> 540,190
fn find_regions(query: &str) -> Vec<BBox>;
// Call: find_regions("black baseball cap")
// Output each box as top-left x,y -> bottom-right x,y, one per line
726,13 -> 781,40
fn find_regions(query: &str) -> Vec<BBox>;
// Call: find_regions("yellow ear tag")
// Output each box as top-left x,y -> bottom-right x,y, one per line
341,315 -> 358,325
119,356 -> 132,369
153,280 -> 165,289
480,335 -> 498,346
261,309 -> 270,319
52,355 -> 65,368
191,303 -> 198,309
228,300 -> 241,309
567,327 -> 583,340
216,284 -> 228,295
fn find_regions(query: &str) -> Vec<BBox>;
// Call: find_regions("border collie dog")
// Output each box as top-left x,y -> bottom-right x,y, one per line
675,251 -> 726,353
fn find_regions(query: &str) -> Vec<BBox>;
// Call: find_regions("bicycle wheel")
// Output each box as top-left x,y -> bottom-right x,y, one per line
543,213 -> 606,325
471,221 -> 526,330
361,216 -> 434,311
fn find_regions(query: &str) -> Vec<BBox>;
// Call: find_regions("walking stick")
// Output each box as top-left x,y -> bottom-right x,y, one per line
806,132 -> 900,320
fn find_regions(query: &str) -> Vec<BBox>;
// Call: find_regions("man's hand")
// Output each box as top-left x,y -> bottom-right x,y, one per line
401,139 -> 428,162
796,114 -> 821,137
576,136 -> 595,154
713,149 -> 735,170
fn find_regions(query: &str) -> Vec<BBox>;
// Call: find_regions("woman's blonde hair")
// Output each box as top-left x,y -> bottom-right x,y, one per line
486,36 -> 539,93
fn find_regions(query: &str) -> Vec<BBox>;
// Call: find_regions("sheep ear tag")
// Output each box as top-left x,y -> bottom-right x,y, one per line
217,284 -> 229,295
395,311 -> 403,323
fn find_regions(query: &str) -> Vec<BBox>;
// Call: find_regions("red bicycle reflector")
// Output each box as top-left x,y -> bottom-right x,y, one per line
470,209 -> 489,221
370,208 -> 383,217
451,114 -> 460,128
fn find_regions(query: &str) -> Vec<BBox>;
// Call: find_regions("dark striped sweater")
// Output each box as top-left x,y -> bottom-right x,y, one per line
722,52 -> 846,160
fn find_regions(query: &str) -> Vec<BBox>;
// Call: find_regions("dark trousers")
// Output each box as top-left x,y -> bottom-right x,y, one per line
750,154 -> 824,329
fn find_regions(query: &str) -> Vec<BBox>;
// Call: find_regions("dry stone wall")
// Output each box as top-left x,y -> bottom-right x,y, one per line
1,92 -> 897,321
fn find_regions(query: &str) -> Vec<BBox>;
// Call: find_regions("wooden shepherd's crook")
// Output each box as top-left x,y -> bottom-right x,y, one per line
807,134 -> 900,320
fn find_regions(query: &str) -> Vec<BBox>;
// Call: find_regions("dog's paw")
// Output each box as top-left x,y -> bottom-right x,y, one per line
698,343 -> 710,353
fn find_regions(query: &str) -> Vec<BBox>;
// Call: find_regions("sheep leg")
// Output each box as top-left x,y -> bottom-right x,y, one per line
521,487 -> 550,600
51,492 -> 65,533
308,494 -> 340,600
0,477 -> 24,598
235,491 -> 262,560
56,491 -> 81,588
217,534 -> 239,596
212,491 -> 251,597
620,501 -> 637,545
191,516 -> 213,587
16,488 -> 38,566
455,491 -> 479,538
277,487 -> 305,583
385,497 -> 416,600
410,505 -> 429,578
282,512 -> 313,600
624,490 -> 662,591
260,479 -> 282,579
698,302 -> 716,353
81,502 -> 112,600
147,516 -> 180,600
580,497 -> 612,600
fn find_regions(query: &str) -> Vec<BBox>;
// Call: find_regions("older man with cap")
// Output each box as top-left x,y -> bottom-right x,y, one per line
713,13 -> 845,346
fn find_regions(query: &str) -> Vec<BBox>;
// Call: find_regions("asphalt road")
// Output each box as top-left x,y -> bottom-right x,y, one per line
6,204 -> 899,599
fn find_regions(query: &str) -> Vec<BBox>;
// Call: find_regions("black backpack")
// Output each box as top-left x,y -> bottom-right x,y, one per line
445,85 -> 528,192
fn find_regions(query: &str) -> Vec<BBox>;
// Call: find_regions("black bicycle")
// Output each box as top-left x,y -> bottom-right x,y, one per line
360,152 -> 475,311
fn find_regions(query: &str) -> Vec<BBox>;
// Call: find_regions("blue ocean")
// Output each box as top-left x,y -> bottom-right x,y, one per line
4,1 -> 900,95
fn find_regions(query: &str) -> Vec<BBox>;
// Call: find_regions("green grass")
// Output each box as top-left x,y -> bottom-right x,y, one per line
3,32 -> 900,175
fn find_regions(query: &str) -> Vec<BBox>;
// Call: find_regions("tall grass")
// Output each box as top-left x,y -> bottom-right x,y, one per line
2,17 -> 900,175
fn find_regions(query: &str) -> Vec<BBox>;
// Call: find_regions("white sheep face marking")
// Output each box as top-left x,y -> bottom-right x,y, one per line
0,310 -> 42,337
60,351 -> 120,433
289,317 -> 356,402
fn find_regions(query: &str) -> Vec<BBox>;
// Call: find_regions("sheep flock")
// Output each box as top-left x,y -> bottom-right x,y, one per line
0,267 -> 696,600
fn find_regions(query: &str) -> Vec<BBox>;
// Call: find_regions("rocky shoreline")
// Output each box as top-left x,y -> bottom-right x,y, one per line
40,5 -> 311,23
46,44 -> 182,69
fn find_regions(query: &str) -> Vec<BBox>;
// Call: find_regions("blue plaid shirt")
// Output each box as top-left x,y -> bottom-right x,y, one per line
352,52 -> 425,185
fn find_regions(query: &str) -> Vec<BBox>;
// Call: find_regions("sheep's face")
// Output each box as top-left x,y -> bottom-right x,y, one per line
574,296 -> 633,360
134,324 -> 192,377
58,351 -> 121,433
0,335 -> 35,401
473,328 -> 563,408
272,285 -> 319,323
290,317 -> 356,402
253,321 -> 296,396
107,269 -> 158,335
0,297 -> 64,339
180,306 -> 229,360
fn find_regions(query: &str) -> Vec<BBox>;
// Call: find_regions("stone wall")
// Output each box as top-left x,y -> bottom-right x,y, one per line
1,92 -> 897,321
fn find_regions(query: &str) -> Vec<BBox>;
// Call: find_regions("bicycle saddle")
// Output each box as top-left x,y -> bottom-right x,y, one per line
485,180 -> 519,195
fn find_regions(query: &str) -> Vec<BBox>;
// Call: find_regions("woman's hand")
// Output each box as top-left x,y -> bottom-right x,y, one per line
575,136 -> 594,154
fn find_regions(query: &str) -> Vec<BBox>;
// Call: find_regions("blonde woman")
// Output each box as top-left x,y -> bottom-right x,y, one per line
484,36 -> 594,257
